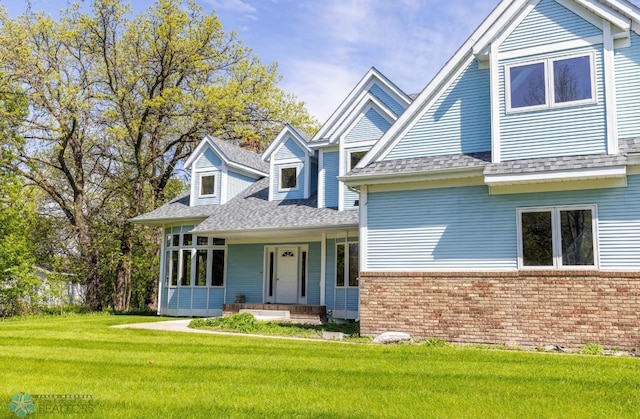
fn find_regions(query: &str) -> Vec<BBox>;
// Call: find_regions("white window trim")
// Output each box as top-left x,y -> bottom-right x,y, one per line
165,232 -> 226,288
278,164 -> 300,192
347,148 -> 369,172
336,241 -> 359,288
505,51 -> 596,114
516,204 -> 599,270
198,172 -> 218,198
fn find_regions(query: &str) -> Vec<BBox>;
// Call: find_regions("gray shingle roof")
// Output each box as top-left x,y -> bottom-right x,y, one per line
210,137 -> 269,174
130,192 -> 218,225
345,151 -> 491,178
484,154 -> 626,175
619,137 -> 640,154
191,178 -> 358,233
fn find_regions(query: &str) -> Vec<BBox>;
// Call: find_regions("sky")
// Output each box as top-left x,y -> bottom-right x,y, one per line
3,0 -> 638,123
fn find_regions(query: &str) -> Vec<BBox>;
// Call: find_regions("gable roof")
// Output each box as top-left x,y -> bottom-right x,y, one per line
310,67 -> 412,146
261,124 -> 313,162
184,135 -> 269,176
359,0 -> 640,168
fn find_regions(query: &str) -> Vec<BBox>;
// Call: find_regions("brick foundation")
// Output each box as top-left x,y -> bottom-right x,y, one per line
360,271 -> 640,349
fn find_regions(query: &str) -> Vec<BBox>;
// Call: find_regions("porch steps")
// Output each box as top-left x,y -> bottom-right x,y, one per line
223,303 -> 327,325
239,309 -> 290,321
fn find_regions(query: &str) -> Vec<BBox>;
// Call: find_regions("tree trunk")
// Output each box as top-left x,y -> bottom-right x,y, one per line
113,227 -> 132,312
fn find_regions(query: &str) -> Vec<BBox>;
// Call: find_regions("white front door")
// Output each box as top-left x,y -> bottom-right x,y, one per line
275,247 -> 298,303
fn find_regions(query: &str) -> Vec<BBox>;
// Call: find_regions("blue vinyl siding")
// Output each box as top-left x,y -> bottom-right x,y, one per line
370,83 -> 406,116
227,171 -> 256,200
500,0 -> 601,52
499,45 -> 606,160
385,59 -> 491,160
345,108 -> 391,144
306,242 -> 322,305
275,137 -> 306,160
167,288 -> 177,309
366,176 -> 640,271
225,244 -> 265,304
193,170 -> 221,206
615,32 -> 640,139
192,288 -> 208,309
271,163 -> 305,200
208,288 -> 224,309
177,288 -> 192,309
321,151 -> 339,208
195,147 -> 223,169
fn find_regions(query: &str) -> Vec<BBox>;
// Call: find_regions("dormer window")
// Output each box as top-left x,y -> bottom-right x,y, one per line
507,53 -> 595,112
200,174 -> 216,197
279,166 -> 298,190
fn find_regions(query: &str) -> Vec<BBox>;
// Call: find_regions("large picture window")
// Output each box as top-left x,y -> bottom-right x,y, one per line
165,232 -> 226,287
507,53 -> 595,112
336,242 -> 359,287
518,206 -> 597,269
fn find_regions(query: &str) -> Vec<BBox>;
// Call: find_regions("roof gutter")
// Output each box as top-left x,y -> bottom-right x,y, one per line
339,166 -> 485,187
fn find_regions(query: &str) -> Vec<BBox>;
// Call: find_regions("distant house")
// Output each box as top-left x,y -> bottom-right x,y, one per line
134,0 -> 640,348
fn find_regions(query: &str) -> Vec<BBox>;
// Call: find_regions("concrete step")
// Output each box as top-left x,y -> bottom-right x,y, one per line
239,309 -> 290,321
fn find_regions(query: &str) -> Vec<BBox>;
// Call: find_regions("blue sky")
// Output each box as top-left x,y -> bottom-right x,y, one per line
5,0 -> 638,123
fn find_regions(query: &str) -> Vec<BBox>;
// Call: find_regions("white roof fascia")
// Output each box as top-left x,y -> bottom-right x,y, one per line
472,0 -> 535,59
340,166 -> 484,187
332,94 -> 398,144
358,0 -> 521,168
601,0 -> 640,26
484,166 -> 627,186
184,136 -> 216,170
261,124 -> 312,162
311,67 -> 412,143
574,0 -> 630,30
225,161 -> 268,178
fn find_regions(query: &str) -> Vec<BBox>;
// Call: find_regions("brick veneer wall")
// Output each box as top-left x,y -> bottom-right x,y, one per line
360,271 -> 640,349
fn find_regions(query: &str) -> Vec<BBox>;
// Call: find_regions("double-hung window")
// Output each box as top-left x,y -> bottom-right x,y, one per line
517,206 -> 597,269
507,53 -> 595,112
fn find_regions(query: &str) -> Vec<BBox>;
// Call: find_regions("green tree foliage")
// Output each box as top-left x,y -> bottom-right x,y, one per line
0,0 -> 317,311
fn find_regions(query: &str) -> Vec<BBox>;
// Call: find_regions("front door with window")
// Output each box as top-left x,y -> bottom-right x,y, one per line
275,247 -> 298,303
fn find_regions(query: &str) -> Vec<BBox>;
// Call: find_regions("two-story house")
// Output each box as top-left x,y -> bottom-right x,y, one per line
132,68 -> 412,321
342,0 -> 640,347
135,0 -> 640,348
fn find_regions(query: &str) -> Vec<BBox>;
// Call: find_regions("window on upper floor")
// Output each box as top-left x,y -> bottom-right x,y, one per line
517,206 -> 597,269
200,174 -> 216,196
279,166 -> 298,190
507,53 -> 595,112
348,150 -> 367,171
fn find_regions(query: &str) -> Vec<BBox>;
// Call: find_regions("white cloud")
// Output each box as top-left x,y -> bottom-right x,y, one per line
202,0 -> 257,16
279,61 -> 365,123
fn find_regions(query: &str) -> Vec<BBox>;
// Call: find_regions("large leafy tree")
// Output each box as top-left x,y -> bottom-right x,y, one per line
0,0 -> 317,310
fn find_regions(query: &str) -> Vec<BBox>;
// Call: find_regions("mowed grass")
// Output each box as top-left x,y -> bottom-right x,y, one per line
1,314 -> 639,418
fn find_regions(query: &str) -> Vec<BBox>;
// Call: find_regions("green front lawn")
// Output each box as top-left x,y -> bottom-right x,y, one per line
1,314 -> 639,418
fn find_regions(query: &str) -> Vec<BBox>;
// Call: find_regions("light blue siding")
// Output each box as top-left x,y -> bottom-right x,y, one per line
192,288 -> 208,309
345,108 -> 391,144
167,288 -> 177,309
366,176 -> 640,271
195,147 -> 223,169
274,137 -> 306,160
227,171 -> 256,200
370,83 -> 406,116
208,289 -> 224,309
384,59 -> 491,160
193,171 -> 221,206
499,45 -> 606,160
177,288 -> 191,309
615,32 -> 640,139
271,163 -> 306,200
321,151 -> 339,208
500,0 -> 601,52
226,244 -> 265,304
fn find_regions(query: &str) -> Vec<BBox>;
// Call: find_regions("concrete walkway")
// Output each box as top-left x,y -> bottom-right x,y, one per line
111,319 -> 343,342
